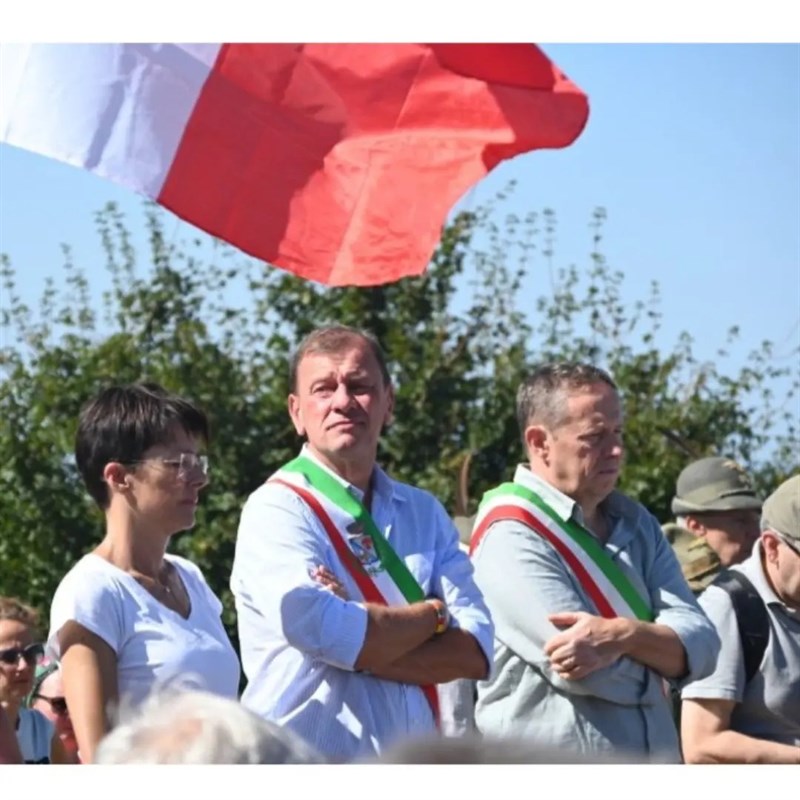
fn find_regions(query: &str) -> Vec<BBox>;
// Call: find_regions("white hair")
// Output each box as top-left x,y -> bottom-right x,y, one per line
94,690 -> 323,765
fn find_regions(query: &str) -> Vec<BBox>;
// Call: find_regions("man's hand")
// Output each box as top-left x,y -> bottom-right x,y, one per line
544,611 -> 628,680
311,565 -> 349,600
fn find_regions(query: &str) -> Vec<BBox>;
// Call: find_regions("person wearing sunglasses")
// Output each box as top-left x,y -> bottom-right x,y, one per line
27,661 -> 79,761
47,383 -> 240,763
682,474 -> 800,763
0,597 -> 73,763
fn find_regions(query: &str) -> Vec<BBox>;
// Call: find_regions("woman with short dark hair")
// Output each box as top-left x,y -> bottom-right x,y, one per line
48,383 -> 240,763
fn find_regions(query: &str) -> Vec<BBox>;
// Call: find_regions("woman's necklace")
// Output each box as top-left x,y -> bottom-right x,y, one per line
130,562 -> 173,595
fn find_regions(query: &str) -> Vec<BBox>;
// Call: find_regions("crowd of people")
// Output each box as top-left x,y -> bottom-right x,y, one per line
1,324 -> 798,765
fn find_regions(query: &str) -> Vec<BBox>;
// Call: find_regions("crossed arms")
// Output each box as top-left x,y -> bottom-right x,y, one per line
305,565 -> 485,683
232,485 -> 493,685
471,518 -> 719,704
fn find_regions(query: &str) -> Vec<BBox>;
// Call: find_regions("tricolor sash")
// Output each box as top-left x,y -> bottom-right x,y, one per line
470,482 -> 653,622
269,454 -> 440,723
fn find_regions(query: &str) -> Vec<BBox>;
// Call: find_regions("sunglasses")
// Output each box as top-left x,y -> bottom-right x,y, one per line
0,642 -> 45,666
33,694 -> 68,715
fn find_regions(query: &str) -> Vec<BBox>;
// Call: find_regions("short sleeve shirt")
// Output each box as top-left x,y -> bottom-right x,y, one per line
49,553 -> 241,707
682,541 -> 800,746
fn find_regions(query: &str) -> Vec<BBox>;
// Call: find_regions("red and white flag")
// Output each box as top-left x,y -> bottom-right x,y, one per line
0,43 -> 588,286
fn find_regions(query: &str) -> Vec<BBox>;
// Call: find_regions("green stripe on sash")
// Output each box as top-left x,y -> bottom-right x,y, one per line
482,483 -> 653,621
282,455 -> 424,603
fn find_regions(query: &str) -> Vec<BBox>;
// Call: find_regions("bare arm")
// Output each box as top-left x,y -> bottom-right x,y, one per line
367,628 -> 489,684
682,698 -> 800,764
353,600 -> 440,672
313,567 -> 485,681
0,704 -> 22,764
59,620 -> 119,764
546,612 -> 687,680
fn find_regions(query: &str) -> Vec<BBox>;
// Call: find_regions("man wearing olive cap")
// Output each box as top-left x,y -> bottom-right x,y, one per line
681,474 -> 800,763
663,457 -> 762,594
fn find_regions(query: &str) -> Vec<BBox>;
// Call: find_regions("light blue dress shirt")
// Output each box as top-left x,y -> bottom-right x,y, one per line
230,448 -> 494,762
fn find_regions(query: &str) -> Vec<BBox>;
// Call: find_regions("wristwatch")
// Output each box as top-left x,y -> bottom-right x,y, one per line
425,597 -> 449,635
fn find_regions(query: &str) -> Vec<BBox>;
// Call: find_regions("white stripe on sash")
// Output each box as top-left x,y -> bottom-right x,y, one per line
273,469 -> 409,607
474,493 -> 640,620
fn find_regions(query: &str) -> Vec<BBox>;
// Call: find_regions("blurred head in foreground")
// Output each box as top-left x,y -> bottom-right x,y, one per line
95,690 -> 324,764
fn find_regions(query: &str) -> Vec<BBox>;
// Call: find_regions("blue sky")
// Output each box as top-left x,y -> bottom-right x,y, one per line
2,44 -> 797,381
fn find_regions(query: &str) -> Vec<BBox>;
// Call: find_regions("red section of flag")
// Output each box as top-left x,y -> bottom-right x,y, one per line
159,43 -> 588,287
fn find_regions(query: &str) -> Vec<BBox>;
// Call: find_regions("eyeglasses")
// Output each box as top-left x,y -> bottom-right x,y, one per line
124,453 -> 209,481
777,533 -> 800,557
0,643 -> 45,667
32,694 -> 68,716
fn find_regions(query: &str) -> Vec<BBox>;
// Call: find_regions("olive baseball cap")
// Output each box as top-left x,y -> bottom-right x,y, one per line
761,474 -> 800,541
671,456 -> 762,516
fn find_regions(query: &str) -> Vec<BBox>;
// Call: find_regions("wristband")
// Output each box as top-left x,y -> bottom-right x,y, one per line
425,598 -> 449,635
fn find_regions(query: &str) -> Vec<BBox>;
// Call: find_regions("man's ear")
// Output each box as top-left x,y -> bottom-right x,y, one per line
524,424 -> 548,461
288,394 -> 305,437
684,515 -> 706,537
761,531 -> 780,562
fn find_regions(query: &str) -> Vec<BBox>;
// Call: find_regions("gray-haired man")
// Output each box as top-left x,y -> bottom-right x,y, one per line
471,362 -> 720,762
681,474 -> 800,763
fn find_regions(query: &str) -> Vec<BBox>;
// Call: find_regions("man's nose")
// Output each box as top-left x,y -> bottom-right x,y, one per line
331,383 -> 355,409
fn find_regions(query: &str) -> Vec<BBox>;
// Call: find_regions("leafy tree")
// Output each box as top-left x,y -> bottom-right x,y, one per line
1,193 -> 797,644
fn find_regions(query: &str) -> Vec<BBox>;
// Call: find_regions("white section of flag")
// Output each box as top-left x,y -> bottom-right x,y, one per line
0,43 -> 221,196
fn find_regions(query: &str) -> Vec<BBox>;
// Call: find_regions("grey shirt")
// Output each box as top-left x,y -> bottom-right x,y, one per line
681,541 -> 800,745
472,466 -> 720,762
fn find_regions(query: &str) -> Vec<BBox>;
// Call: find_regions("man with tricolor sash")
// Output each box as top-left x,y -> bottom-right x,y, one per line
230,325 -> 493,762
470,363 -> 719,762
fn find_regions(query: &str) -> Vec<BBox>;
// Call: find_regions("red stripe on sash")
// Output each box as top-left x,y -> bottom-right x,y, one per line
271,478 -> 440,725
470,505 -> 617,619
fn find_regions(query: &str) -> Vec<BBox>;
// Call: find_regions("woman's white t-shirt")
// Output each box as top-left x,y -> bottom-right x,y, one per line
48,554 -> 240,707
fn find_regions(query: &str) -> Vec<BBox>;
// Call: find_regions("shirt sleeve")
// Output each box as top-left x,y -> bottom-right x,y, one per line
230,483 -> 368,671
47,562 -> 125,659
429,504 -> 495,673
680,585 -> 744,702
640,513 -> 721,687
472,520 -> 652,706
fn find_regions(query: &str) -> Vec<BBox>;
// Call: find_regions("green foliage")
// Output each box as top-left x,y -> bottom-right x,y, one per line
1,194 -> 797,644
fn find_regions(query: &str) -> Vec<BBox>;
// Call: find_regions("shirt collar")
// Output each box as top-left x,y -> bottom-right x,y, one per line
512,463 -> 629,529
299,445 -> 402,505
513,464 -> 579,523
744,539 -> 793,611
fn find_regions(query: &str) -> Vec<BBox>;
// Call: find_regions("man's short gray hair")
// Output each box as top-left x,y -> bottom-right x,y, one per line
516,362 -> 617,443
94,690 -> 323,764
